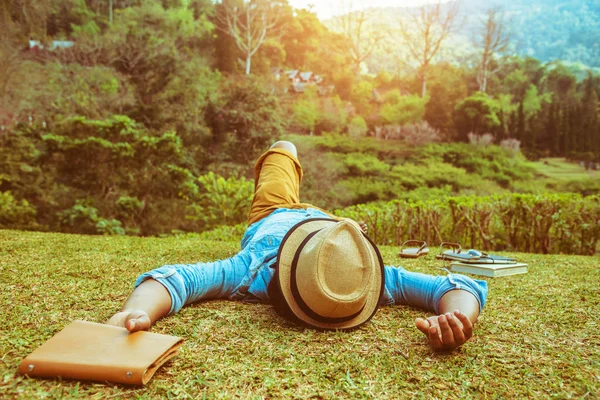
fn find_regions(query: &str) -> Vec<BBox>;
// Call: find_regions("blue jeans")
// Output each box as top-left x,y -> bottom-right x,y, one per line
135,209 -> 488,317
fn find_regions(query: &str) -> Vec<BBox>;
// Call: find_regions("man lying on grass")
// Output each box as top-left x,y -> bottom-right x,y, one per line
107,141 -> 488,351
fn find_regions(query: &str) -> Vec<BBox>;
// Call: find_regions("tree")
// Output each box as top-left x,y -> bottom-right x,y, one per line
516,100 -> 525,142
94,1 -> 217,131
42,115 -> 193,234
580,72 -> 600,153
397,0 -> 460,98
522,84 -> 549,120
546,102 -> 559,155
215,0 -> 285,75
495,93 -> 517,140
379,90 -> 427,126
331,0 -> 384,78
350,79 -> 375,116
293,86 -> 319,134
207,76 -> 284,167
543,63 -> 578,156
476,8 -> 511,93
214,0 -> 243,73
423,63 -> 468,134
494,56 -> 544,100
280,8 -> 348,74
280,8 -> 322,69
0,41 -> 24,130
453,92 -> 500,140
544,63 -> 576,100
0,0 -> 55,39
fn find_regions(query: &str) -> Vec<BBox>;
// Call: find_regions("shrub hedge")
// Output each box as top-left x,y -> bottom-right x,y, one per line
335,193 -> 599,255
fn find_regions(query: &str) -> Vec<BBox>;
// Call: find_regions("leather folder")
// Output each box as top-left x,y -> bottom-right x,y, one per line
18,320 -> 184,385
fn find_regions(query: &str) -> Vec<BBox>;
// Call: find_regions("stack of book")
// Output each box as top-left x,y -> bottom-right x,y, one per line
439,249 -> 528,277
450,261 -> 528,277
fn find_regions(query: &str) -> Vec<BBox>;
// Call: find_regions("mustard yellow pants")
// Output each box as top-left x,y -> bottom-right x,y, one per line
248,148 -> 329,225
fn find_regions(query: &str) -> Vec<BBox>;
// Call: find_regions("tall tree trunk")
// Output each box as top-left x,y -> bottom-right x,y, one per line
421,67 -> 428,98
245,55 -> 251,75
109,0 -> 113,24
517,101 -> 525,142
481,68 -> 488,93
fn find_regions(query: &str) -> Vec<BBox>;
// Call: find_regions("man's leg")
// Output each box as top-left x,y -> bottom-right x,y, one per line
247,141 -> 304,225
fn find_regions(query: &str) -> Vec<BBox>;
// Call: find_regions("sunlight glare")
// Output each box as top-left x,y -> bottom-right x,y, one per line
288,0 -> 453,19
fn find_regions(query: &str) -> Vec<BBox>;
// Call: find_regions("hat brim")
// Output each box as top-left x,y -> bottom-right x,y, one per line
276,218 -> 385,331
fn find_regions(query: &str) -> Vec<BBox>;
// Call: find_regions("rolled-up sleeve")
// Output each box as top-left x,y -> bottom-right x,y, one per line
134,254 -> 250,316
382,266 -> 488,314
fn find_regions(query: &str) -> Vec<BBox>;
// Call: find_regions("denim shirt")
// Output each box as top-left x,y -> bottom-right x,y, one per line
135,208 -> 488,317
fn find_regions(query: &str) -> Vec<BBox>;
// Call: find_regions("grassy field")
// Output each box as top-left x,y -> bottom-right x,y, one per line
1,230 -> 599,399
530,157 -> 600,180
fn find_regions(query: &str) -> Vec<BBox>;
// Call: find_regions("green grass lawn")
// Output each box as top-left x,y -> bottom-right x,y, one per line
1,230 -> 599,399
530,157 -> 600,180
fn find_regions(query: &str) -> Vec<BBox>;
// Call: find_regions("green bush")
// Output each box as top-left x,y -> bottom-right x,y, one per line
397,186 -> 454,202
550,179 -> 600,197
380,92 -> 427,126
57,200 -> 125,235
95,219 -> 127,236
0,192 -> 37,229
294,151 -> 350,209
293,96 -> 319,134
344,153 -> 390,176
453,92 -> 501,140
348,116 -> 368,138
210,76 -> 284,166
185,172 -> 254,231
335,178 -> 400,205
419,143 -> 535,186
315,96 -> 349,134
391,162 -> 475,191
334,193 -> 600,255
290,133 -> 399,155
292,135 -> 534,209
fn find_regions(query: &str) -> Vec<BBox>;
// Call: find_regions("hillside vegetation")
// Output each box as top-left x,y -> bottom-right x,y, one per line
294,134 -> 533,208
290,134 -> 598,209
193,135 -> 600,256
1,0 -> 599,242
3,130 -> 600,255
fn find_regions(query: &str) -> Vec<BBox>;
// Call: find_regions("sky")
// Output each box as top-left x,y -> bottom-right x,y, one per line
288,0 -> 450,19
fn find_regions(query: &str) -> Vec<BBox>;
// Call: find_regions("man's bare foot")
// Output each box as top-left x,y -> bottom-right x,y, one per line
106,310 -> 152,332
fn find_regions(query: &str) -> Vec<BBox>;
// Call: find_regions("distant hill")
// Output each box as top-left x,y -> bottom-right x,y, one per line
343,0 -> 600,73
463,0 -> 600,67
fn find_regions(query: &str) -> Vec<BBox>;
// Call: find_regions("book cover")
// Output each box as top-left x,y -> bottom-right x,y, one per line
450,262 -> 528,277
19,320 -> 183,385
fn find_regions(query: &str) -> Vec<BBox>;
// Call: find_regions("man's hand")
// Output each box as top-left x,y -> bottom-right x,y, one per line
415,310 -> 474,351
106,310 -> 152,332
358,221 -> 368,234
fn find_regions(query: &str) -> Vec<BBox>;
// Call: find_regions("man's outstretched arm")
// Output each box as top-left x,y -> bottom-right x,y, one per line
106,279 -> 171,332
415,289 -> 479,350
106,253 -> 249,332
384,266 -> 487,351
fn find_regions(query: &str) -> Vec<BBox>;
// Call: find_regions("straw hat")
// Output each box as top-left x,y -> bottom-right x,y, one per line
275,218 -> 385,330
